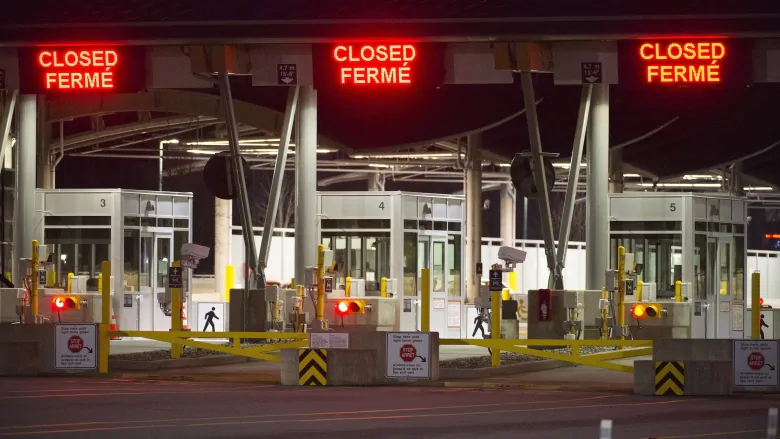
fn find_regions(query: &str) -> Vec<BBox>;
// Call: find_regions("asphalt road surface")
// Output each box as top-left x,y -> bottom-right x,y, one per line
0,377 -> 776,439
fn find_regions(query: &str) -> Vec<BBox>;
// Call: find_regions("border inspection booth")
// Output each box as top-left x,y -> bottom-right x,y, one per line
35,189 -> 194,332
317,191 -> 466,338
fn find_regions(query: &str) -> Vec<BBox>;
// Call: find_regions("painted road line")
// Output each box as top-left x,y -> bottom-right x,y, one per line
646,429 -> 765,438
0,394 -> 617,432
0,399 -> 686,437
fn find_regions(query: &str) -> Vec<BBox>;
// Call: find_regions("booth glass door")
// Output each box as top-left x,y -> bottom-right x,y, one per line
707,235 -> 732,339
153,233 -> 172,330
418,234 -> 448,334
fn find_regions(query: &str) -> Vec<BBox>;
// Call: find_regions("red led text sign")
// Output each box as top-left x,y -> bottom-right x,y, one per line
37,49 -> 120,90
333,44 -> 417,85
638,41 -> 728,84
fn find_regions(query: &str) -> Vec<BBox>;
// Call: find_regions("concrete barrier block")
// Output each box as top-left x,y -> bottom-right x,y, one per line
279,349 -> 300,386
327,349 -> 377,386
685,361 -> 732,396
654,339 -> 732,362
633,360 -> 656,395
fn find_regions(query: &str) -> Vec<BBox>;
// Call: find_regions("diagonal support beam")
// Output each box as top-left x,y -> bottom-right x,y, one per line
0,90 -> 18,175
258,86 -> 299,282
554,85 -> 593,289
218,73 -> 259,289
520,72 -> 558,289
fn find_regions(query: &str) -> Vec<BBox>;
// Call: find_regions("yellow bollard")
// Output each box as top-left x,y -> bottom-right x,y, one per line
637,280 -> 643,302
67,273 -> 74,293
99,261 -> 111,373
502,288 -> 510,301
31,241 -> 39,321
617,246 -> 625,340
380,277 -> 387,298
752,272 -> 761,340
421,268 -> 430,332
225,265 -> 234,302
491,290 -> 501,367
675,280 -> 682,302
290,277 -> 295,288
345,276 -> 352,297
98,273 -> 103,293
171,261 -> 182,359
508,271 -> 517,293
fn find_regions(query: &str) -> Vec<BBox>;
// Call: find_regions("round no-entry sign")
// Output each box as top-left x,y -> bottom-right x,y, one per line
68,335 -> 83,353
400,344 -> 416,362
748,352 -> 765,370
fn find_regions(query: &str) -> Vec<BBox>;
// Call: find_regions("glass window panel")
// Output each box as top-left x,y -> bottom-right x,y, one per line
403,233 -> 417,296
45,216 -> 110,226
156,238 -> 171,288
140,236 -> 152,289
76,244 -> 91,276
611,234 -> 682,299
433,241 -> 445,293
173,231 -> 189,263
448,236 -> 461,297
733,236 -> 744,300
720,241 -> 730,296
418,239 -> 429,295
694,234 -> 707,300
124,230 -> 140,292
349,237 -> 363,279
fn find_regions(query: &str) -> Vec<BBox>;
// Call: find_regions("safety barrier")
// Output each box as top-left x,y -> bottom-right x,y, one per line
103,330 -> 309,372
440,338 -> 653,373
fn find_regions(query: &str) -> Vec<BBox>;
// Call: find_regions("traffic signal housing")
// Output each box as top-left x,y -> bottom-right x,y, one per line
52,296 -> 81,310
335,299 -> 366,315
631,303 -> 663,319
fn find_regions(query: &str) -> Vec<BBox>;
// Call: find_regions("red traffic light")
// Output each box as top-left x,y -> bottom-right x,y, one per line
760,298 -> 764,306
335,300 -> 365,315
52,296 -> 77,310
337,301 -> 350,314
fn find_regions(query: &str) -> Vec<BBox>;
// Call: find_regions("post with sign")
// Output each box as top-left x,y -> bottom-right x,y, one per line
386,332 -> 430,380
489,269 -> 503,366
99,261 -> 110,373
56,324 -> 97,370
169,261 -> 183,359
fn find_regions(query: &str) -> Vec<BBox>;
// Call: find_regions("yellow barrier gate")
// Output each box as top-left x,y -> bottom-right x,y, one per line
440,339 -> 652,373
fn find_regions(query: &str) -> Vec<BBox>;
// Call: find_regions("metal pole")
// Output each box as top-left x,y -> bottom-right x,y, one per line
158,140 -> 164,191
520,72 -> 557,289
99,260 -> 111,373
217,73 -> 258,289
522,197 -> 528,240
585,84 -> 610,291
295,86 -> 317,287
555,85 -> 592,290
753,271 -> 761,339
16,95 -> 37,274
465,135 -> 482,304
258,85 -> 299,281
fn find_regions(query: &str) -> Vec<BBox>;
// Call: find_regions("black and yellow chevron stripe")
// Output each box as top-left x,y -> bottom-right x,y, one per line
655,361 -> 684,396
298,349 -> 327,386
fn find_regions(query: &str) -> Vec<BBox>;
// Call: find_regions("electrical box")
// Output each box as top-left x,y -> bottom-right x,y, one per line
303,267 -> 316,287
624,253 -> 635,273
604,270 -> 617,291
563,290 -> 579,309
264,284 -> 280,302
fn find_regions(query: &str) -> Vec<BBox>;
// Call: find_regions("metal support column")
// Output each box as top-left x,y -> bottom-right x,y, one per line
555,85 -> 592,289
36,96 -> 53,189
520,72 -> 557,289
465,134 -> 482,304
214,197 -> 232,301
586,84 -> 610,290
258,85 -> 299,284
15,95 -> 37,277
0,90 -> 18,176
217,73 -> 258,289
500,184 -> 516,248
295,86 -> 317,287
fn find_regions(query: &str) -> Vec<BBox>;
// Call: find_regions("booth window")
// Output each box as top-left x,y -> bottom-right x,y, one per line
448,235 -> 461,297
124,229 -> 140,292
403,232 -> 417,296
733,235 -> 744,300
611,233 -> 682,299
45,228 -> 110,287
432,241 -> 444,293
694,234 -> 707,300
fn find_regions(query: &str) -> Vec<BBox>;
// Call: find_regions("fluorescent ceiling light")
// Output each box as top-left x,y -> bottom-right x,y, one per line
638,182 -> 721,188
352,153 -> 456,159
744,186 -> 774,191
368,163 -> 391,168
623,173 -> 641,178
187,148 -> 332,155
552,162 -> 587,169
682,174 -> 722,180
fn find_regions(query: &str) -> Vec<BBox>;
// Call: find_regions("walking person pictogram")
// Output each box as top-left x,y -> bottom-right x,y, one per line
472,310 -> 488,338
203,307 -> 219,332
761,314 -> 769,339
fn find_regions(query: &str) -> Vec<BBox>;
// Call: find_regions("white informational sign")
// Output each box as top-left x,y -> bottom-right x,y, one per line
734,339 -> 779,388
55,324 -> 97,370
732,304 -> 744,332
196,302 -> 226,332
447,301 -> 461,328
310,332 -> 350,349
432,298 -> 446,310
386,332 -> 430,379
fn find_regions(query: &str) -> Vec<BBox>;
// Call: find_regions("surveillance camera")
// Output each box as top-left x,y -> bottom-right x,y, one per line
181,243 -> 210,260
498,246 -> 527,265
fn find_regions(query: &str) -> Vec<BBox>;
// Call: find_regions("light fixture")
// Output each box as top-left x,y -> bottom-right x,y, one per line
352,153 -> 456,159
552,162 -> 587,169
60,254 -> 67,261
744,186 -> 774,191
186,148 -> 332,155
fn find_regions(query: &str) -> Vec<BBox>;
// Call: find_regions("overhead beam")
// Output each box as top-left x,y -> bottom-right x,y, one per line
47,89 -> 350,153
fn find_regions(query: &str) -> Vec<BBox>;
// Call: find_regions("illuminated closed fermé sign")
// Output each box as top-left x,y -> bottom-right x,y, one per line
618,39 -> 752,87
20,47 -> 145,94
38,49 -> 119,90
334,44 -> 417,85
639,41 -> 726,83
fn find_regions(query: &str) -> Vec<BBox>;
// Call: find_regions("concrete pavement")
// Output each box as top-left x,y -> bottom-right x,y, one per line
0,377 -> 776,438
